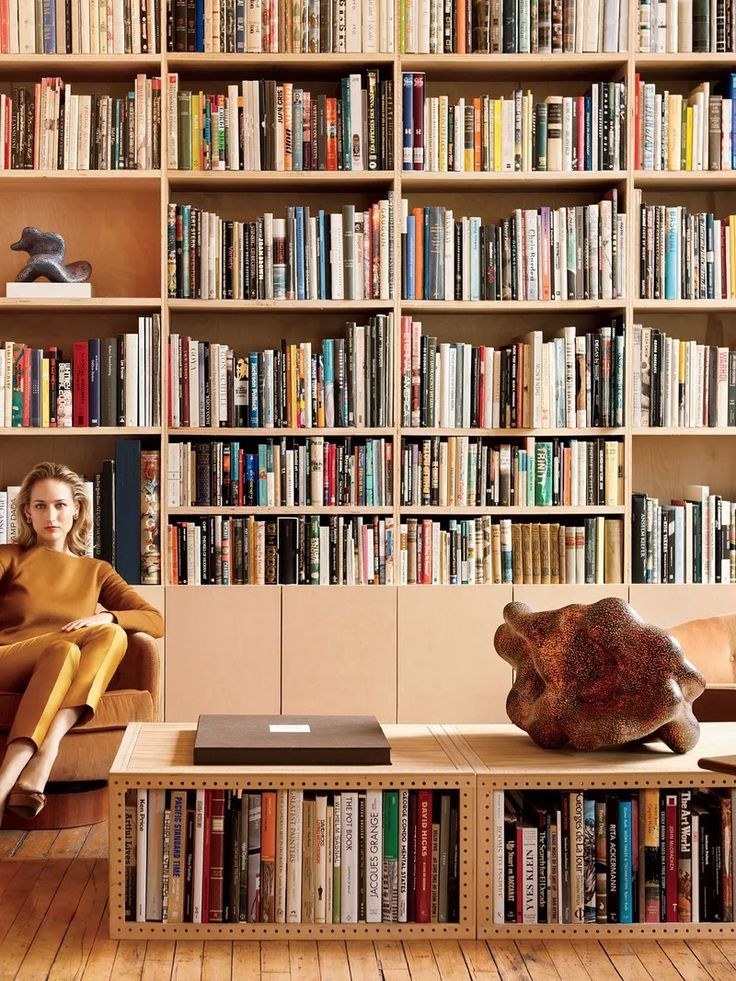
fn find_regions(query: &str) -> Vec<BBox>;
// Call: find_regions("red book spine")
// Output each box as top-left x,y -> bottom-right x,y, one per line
634,74 -> 641,172
416,790 -> 432,922
516,825 -> 524,922
577,95 -> 585,171
207,789 -> 226,922
421,518 -> 432,583
72,340 -> 89,427
326,98 -> 337,171
48,347 -> 58,426
201,789 -> 212,922
21,348 -> 31,427
666,793 -> 679,921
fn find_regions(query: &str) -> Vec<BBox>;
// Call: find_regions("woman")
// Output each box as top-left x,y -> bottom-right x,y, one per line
0,461 -> 163,824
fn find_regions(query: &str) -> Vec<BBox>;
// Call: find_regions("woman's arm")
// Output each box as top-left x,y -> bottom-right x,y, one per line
98,566 -> 164,638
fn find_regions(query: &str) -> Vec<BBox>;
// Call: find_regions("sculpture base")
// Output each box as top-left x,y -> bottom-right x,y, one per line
6,282 -> 92,298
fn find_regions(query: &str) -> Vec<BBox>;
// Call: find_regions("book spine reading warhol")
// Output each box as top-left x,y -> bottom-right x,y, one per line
404,78 -> 627,173
166,0 -> 395,52
167,319 -> 394,429
126,788 -> 459,924
401,194 -> 627,302
0,0 -> 161,53
167,199 -> 395,301
169,72 -> 393,172
399,0 -> 628,52
494,788 -> 735,925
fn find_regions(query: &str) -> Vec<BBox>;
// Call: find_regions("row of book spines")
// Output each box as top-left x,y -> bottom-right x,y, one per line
169,438 -> 393,508
399,0 -> 627,53
400,202 -> 625,303
167,200 -> 394,302
400,438 -> 625,508
172,74 -> 392,173
495,788 -> 735,925
632,331 -> 736,429
404,76 -> 627,173
1,0 -> 161,54
0,331 -> 160,429
637,0 -> 736,53
168,325 -> 394,430
126,787 -> 457,925
401,324 -> 625,430
168,513 -> 394,584
166,0 -> 394,54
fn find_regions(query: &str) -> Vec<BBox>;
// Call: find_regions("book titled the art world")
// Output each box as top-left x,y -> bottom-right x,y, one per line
193,714 -> 391,766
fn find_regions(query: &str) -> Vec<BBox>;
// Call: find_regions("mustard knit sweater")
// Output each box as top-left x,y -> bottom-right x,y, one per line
0,544 -> 164,644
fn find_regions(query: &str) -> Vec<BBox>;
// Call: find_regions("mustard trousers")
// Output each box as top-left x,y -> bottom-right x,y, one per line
0,623 -> 128,749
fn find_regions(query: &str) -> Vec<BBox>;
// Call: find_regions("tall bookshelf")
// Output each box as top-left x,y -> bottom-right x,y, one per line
2,2 -> 736,728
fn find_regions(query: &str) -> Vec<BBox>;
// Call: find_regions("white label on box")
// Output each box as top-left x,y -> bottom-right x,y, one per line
269,724 -> 311,733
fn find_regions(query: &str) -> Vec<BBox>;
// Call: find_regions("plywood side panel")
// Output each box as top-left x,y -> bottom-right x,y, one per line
397,586 -> 513,724
164,586 -> 280,721
512,584 -> 630,609
281,586 -> 397,722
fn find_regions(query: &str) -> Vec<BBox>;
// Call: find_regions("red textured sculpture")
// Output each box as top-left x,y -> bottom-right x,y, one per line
494,597 -> 706,753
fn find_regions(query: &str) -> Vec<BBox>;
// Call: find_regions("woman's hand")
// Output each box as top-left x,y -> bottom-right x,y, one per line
61,612 -> 116,632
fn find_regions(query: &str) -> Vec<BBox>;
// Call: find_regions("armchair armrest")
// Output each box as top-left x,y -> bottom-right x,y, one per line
693,684 -> 736,723
109,632 -> 161,720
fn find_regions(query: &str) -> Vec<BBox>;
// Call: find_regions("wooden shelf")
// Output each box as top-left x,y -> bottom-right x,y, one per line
401,427 -> 626,438
399,53 -> 627,78
403,300 -> 626,313
166,52 -> 395,73
0,297 -> 161,310
635,171 -> 736,189
168,505 -> 394,515
108,721 -> 476,939
170,427 -> 395,437
634,299 -> 736,311
0,54 -> 160,76
168,170 -> 394,188
632,428 -> 736,436
402,171 -> 627,190
401,505 -> 625,516
167,299 -> 392,311
635,52 -> 736,74
0,171 -> 161,188
0,427 -> 162,436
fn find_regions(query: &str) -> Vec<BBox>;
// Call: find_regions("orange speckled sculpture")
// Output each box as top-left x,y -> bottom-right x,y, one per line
494,597 -> 706,754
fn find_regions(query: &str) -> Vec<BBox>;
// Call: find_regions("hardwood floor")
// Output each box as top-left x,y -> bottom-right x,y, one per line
1,825 -> 736,980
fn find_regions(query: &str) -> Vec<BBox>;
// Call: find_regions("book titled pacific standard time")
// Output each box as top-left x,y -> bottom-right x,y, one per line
194,715 -> 391,766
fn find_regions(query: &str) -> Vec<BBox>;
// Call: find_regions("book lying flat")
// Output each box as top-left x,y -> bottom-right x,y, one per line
6,282 -> 92,298
193,714 -> 392,766
698,755 -> 736,777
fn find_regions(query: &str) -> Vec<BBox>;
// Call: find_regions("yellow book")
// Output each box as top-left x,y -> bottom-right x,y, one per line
41,358 -> 49,427
289,344 -> 298,426
685,105 -> 694,171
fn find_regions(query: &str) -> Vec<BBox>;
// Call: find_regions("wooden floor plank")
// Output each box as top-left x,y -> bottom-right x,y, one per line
48,858 -> 109,981
486,941 -> 534,981
138,939 -> 176,981
430,940 -> 474,981
658,940 -> 714,981
12,828 -> 60,858
629,940 -> 686,980
232,940 -> 262,979
599,940 -> 654,981
201,939 -> 233,980
288,940 -> 322,981
317,940 -> 352,981
171,939 -> 204,981
0,857 -> 48,940
79,899 -> 118,981
715,939 -> 736,972
514,941 -> 561,981
345,940 -> 382,981
375,939 -> 411,981
110,940 -> 147,979
458,940 -> 502,980
0,829 -> 26,858
15,855 -> 97,981
558,941 -> 618,981
687,940 -> 736,978
541,940 -> 592,981
261,940 -> 291,974
78,823 -> 108,860
403,940 -> 442,981
0,856 -> 72,979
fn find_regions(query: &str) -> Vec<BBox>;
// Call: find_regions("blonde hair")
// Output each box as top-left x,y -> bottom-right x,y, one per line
15,462 -> 92,556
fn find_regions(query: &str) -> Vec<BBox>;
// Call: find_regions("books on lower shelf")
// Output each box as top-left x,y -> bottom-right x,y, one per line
166,0 -> 395,52
631,325 -> 736,428
168,513 -> 395,583
400,515 -> 624,584
168,72 -> 394,172
631,485 -> 735,584
1,0 -> 160,53
0,318 -> 161,428
635,76 -> 736,172
638,200 -> 736,300
0,442 -> 161,584
126,787 -> 458,924
0,76 -> 161,172
399,0 -> 627,52
401,194 -> 626,301
168,436 -> 394,507
493,787 -> 736,925
400,319 -> 625,429
400,436 -> 624,508
638,0 -> 736,52
167,198 -> 395,300
168,319 -> 394,429
404,76 -> 627,173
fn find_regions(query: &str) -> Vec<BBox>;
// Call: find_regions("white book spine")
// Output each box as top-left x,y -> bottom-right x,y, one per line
365,790 -> 383,922
340,792 -> 358,923
191,790 -> 205,923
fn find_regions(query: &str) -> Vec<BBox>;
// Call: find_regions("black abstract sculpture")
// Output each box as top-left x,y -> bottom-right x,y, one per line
11,227 -> 92,284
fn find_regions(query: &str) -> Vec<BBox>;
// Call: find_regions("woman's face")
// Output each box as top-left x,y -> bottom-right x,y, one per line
25,479 -> 77,552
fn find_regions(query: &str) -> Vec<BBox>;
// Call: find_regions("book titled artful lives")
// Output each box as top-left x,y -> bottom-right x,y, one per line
193,714 -> 391,766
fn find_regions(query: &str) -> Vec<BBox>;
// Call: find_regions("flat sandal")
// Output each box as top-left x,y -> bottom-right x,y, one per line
6,788 -> 47,820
